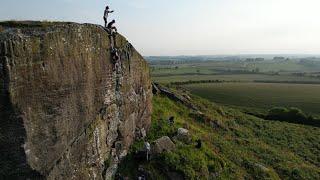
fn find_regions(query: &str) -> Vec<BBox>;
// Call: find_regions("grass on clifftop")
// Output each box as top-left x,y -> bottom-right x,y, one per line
118,91 -> 320,179
0,21 -> 76,29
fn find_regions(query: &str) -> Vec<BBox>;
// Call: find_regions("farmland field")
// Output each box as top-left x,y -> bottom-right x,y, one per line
149,57 -> 320,84
149,56 -> 320,117
152,74 -> 320,84
183,82 -> 320,116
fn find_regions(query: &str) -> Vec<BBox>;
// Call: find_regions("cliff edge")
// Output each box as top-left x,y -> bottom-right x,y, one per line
0,21 -> 152,179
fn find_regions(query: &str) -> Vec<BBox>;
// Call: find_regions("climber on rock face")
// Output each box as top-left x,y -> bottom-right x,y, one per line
107,20 -> 117,34
104,6 -> 114,27
111,48 -> 120,62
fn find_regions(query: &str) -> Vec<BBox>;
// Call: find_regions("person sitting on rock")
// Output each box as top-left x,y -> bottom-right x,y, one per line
107,20 -> 118,34
104,6 -> 114,27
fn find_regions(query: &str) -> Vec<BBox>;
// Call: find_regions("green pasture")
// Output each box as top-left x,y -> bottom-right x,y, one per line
152,74 -> 320,84
184,82 -> 320,116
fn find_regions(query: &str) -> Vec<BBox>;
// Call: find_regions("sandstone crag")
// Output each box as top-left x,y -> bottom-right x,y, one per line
0,21 -> 152,179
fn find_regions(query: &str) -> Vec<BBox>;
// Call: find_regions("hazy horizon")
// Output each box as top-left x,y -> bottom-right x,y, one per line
144,54 -> 320,57
1,0 -> 320,56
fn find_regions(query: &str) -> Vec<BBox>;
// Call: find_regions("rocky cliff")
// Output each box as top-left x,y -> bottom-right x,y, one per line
0,21 -> 152,179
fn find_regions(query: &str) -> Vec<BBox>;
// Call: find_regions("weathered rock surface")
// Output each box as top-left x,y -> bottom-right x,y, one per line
0,21 -> 152,179
152,136 -> 175,154
152,83 -> 198,111
175,128 -> 192,144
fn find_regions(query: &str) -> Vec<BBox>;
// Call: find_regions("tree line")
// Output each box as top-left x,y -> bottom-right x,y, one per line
265,107 -> 320,127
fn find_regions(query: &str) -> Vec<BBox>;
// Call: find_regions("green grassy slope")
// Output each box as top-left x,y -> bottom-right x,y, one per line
118,92 -> 320,179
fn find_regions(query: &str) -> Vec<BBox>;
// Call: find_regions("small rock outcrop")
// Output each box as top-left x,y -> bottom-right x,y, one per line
152,136 -> 175,154
152,83 -> 198,111
175,128 -> 192,144
0,21 -> 152,179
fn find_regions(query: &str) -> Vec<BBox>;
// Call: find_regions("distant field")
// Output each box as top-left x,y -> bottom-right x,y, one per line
184,82 -> 320,116
152,74 -> 320,84
150,57 -> 320,116
150,59 -> 320,74
150,58 -> 320,84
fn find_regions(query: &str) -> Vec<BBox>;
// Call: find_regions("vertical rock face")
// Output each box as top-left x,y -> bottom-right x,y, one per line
0,22 -> 152,179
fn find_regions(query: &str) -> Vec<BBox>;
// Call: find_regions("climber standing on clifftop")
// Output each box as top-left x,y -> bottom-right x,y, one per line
103,5 -> 120,63
104,6 -> 114,27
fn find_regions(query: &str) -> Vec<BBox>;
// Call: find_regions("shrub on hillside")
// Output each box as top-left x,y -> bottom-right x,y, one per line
266,107 -> 319,127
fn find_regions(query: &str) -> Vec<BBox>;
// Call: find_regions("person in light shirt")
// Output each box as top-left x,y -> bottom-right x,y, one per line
103,6 -> 114,27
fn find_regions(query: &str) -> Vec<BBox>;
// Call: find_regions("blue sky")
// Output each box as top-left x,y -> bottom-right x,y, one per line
1,0 -> 320,56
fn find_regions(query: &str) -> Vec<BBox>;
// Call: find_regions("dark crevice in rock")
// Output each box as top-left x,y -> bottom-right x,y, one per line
0,54 -> 43,179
